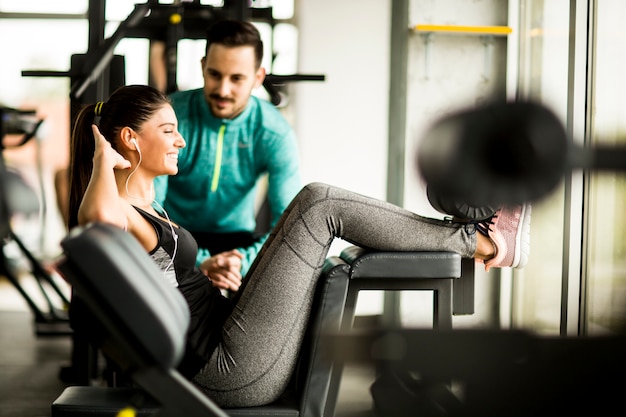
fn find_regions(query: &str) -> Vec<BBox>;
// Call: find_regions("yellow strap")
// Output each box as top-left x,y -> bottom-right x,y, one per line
211,124 -> 225,192
94,101 -> 105,116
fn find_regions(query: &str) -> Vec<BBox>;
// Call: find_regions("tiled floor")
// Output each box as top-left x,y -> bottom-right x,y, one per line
0,309 -> 72,417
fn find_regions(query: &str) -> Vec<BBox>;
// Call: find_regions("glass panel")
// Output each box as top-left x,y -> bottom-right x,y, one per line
105,0 -> 138,22
272,23 -> 298,75
249,0 -> 293,19
585,0 -> 626,335
176,38 -> 206,90
0,19 -> 87,105
513,0 -> 571,334
114,37 -> 151,86
270,0 -> 294,19
0,18 -> 88,257
0,0 -> 85,14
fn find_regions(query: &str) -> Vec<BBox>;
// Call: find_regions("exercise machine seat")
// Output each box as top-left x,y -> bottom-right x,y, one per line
52,224 -> 475,417
339,245 -> 474,330
52,222 -> 350,417
321,246 -> 471,416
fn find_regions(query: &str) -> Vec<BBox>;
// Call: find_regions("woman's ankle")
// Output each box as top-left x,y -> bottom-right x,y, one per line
475,233 -> 496,261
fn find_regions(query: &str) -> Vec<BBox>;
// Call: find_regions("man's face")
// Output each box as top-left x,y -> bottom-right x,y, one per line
201,44 -> 265,119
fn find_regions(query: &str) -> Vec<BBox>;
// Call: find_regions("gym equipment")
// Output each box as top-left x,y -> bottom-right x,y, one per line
50,226 -> 473,416
22,1 -> 326,107
322,246 -> 475,417
51,222 -> 351,417
418,100 -> 626,209
1,108 -> 71,335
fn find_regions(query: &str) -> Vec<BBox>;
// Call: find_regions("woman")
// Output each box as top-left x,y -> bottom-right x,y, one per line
68,85 -> 531,407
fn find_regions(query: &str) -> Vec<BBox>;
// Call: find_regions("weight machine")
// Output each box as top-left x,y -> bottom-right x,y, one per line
0,108 -> 71,335
22,0 -> 325,117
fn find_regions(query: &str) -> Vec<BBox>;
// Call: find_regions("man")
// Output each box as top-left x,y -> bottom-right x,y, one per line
154,20 -> 302,292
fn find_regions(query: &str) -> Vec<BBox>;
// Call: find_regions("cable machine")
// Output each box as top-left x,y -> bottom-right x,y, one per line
23,0 -> 325,118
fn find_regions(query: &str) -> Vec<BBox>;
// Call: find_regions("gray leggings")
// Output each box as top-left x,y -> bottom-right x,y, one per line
192,182 -> 476,407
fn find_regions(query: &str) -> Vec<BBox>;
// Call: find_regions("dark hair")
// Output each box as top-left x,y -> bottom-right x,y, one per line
205,20 -> 264,69
67,84 -> 170,229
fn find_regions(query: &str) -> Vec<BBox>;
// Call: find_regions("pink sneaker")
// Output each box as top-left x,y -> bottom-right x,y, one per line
478,204 -> 531,271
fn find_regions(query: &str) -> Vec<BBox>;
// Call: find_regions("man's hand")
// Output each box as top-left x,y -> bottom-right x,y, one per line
200,249 -> 244,291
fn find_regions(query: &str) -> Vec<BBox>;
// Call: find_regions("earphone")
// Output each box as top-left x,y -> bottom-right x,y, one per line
124,136 -> 178,276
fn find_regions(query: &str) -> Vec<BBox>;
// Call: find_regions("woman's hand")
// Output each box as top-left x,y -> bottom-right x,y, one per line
200,249 -> 245,291
92,125 -> 131,170
78,125 -> 131,229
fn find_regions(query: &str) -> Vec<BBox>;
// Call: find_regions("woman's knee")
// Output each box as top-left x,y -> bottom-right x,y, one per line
290,183 -> 331,211
299,182 -> 330,202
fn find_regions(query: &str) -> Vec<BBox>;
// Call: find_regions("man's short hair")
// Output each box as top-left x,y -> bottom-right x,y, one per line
205,20 -> 264,69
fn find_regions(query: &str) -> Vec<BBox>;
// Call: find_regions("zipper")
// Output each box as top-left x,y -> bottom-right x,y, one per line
211,124 -> 225,192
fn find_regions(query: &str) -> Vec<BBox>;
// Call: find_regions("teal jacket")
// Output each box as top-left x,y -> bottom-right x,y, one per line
154,88 -> 302,276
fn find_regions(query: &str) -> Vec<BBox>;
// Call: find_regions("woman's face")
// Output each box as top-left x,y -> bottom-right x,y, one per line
135,104 -> 185,176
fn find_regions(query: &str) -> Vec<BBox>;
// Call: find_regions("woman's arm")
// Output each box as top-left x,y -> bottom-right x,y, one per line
77,125 -> 131,229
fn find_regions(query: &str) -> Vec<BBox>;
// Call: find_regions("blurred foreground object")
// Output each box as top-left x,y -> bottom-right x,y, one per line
418,100 -> 626,210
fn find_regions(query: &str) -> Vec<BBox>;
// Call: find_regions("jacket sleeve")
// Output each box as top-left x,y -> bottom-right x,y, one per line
195,246 -> 212,269
265,128 -> 302,229
236,238 -> 266,277
232,128 -> 302,277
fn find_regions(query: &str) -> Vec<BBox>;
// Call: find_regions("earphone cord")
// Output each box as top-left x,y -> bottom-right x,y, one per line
152,199 -> 178,275
124,141 -> 145,203
124,145 -> 178,276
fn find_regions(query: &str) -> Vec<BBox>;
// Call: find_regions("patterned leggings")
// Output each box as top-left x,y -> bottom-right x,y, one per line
192,182 -> 476,407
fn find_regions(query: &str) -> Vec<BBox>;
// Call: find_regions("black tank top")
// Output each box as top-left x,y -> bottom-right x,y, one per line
134,206 -> 232,377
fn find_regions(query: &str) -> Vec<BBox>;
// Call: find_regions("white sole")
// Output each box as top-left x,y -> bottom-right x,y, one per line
513,204 -> 532,268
